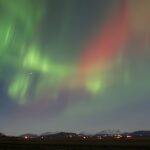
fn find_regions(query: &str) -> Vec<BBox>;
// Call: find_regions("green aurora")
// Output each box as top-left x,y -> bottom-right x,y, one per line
0,0 -> 150,106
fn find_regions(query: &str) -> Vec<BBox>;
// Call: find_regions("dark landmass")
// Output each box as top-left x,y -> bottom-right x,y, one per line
0,131 -> 150,149
0,137 -> 150,150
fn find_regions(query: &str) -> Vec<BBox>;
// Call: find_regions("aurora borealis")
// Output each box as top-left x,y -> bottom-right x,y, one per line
0,0 -> 150,135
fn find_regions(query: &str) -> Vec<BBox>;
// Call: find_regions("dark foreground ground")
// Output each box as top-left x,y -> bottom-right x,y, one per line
0,138 -> 150,150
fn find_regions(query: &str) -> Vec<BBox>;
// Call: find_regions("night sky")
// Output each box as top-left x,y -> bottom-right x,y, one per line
0,0 -> 150,136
